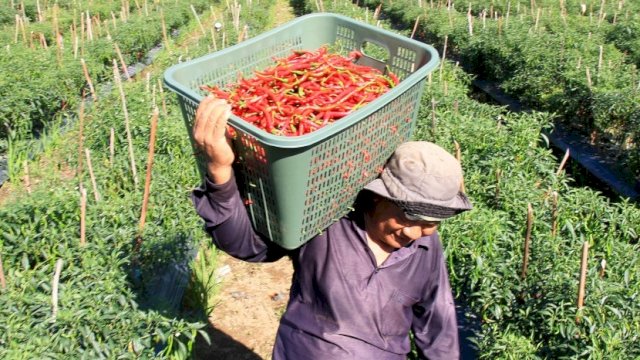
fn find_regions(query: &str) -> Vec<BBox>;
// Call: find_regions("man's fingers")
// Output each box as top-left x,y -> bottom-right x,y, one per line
202,101 -> 228,142
194,97 -> 228,144
212,105 -> 232,140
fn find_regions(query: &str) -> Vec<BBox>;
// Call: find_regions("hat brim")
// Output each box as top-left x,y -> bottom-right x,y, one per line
363,178 -> 473,220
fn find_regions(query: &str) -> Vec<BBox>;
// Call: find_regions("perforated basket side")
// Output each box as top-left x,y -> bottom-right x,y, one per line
298,79 -> 426,241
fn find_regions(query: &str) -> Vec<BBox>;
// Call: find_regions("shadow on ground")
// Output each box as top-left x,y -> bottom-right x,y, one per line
195,325 -> 263,360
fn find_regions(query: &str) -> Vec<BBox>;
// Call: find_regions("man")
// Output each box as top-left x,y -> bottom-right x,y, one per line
191,96 -> 473,359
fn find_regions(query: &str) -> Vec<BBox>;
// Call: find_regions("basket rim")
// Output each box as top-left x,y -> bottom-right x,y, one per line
163,12 -> 440,149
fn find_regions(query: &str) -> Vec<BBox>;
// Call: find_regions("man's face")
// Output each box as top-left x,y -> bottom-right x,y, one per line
364,197 -> 439,251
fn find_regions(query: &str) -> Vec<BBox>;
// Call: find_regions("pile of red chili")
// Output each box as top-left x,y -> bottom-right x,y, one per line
201,46 -> 400,136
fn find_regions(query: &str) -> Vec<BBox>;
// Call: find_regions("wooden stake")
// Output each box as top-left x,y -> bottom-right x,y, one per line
0,253 -> 6,290
599,258 -> 606,279
191,4 -> 206,36
586,67 -> 592,88
439,35 -> 448,79
109,128 -> 115,167
114,42 -> 130,81
86,11 -> 93,42
411,15 -> 421,39
23,160 -> 31,194
113,60 -> 139,188
210,27 -> 217,51
51,259 -> 63,322
36,0 -> 43,22
467,4 -> 473,36
138,108 -> 159,235
78,98 -> 85,179
157,79 -> 167,116
551,191 -> 558,237
521,203 -> 534,279
84,149 -> 100,202
160,9 -> 169,50
577,241 -> 589,314
556,148 -> 570,176
80,58 -> 97,102
80,187 -> 87,246
14,15 -> 20,44
598,45 -> 603,76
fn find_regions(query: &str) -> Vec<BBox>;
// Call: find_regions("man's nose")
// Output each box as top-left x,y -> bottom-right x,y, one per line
401,225 -> 422,240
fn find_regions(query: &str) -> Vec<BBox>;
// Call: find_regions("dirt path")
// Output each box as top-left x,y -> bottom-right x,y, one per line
195,254 -> 293,359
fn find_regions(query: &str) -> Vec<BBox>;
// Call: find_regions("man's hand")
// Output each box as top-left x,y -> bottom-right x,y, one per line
193,96 -> 234,184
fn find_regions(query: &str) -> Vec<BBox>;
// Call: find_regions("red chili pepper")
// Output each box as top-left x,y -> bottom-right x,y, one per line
201,46 -> 400,137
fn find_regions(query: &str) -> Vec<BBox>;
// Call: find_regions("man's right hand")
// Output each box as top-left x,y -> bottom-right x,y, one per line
193,96 -> 235,184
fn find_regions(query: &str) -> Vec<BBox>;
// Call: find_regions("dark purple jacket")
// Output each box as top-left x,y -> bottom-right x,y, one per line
192,174 -> 460,359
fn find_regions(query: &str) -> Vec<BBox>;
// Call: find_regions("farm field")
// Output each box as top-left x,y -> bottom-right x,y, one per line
1,0 -> 639,359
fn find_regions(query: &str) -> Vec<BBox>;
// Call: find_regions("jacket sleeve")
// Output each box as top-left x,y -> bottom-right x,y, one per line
191,172 -> 287,262
411,235 -> 460,360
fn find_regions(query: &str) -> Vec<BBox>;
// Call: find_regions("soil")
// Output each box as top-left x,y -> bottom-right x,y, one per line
194,254 -> 293,359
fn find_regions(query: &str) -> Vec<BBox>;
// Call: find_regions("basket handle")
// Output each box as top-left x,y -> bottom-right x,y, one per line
355,39 -> 391,74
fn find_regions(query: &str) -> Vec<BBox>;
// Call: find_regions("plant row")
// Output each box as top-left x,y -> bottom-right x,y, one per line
0,0 -> 213,153
297,1 -> 640,358
0,0 -> 278,357
357,0 -> 640,182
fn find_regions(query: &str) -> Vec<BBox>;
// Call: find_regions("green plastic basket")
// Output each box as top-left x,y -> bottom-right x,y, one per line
164,13 -> 439,249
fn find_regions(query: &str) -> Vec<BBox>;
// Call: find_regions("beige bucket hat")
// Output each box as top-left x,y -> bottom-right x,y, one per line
363,141 -> 473,221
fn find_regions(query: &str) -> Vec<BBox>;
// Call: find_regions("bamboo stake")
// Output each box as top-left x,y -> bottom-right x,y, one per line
109,128 -> 115,167
556,148 -> 570,176
410,15 -> 420,39
113,60 -> 139,188
160,9 -> 170,50
73,34 -> 79,59
439,35 -> 448,79
20,15 -> 26,43
467,4 -> 473,36
14,15 -> 19,43
40,32 -> 48,49
521,203 -> 534,279
551,191 -> 558,236
0,253 -> 6,290
598,45 -> 603,76
114,42 -> 131,81
23,160 -> 31,193
191,4 -> 206,36
80,187 -> 87,246
138,108 -> 159,235
599,258 -> 606,279
586,67 -> 592,88
36,0 -> 43,22
78,99 -> 85,178
157,79 -> 167,116
210,27 -> 217,51
51,259 -> 63,322
505,1 -> 511,27
86,11 -> 93,42
577,241 -> 589,315
84,149 -> 100,202
80,58 -> 97,102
